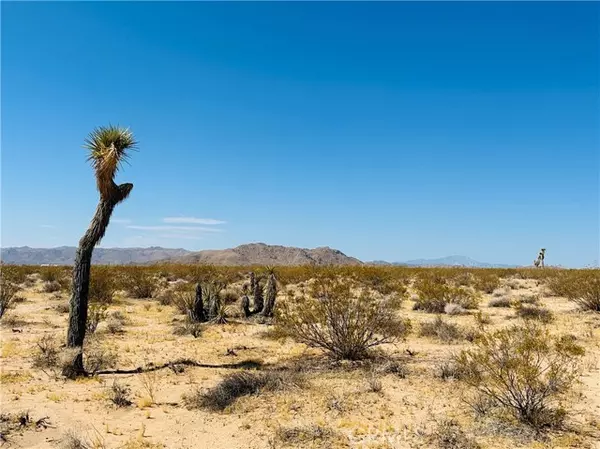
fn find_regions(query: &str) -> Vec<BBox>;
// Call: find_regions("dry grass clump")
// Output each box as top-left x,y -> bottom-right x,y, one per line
108,380 -> 132,407
41,280 -> 62,293
32,334 -> 60,369
184,371 -> 304,411
420,316 -> 464,343
172,320 -> 203,338
514,304 -> 554,323
444,303 -> 467,315
436,360 -> 464,381
276,278 -> 411,360
514,293 -> 540,305
488,296 -> 511,308
430,419 -> 481,449
455,322 -> 584,429
84,346 -> 118,374
275,424 -> 338,446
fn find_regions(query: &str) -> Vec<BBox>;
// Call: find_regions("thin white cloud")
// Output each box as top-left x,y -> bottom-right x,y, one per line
158,234 -> 203,240
112,218 -> 132,224
163,217 -> 226,225
127,225 -> 223,233
40,225 -> 55,228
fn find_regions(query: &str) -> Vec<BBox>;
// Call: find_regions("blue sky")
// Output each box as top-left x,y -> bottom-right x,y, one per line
1,2 -> 598,267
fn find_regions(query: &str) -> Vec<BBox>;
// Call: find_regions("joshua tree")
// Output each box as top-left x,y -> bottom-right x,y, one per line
65,126 -> 137,377
252,274 -> 264,313
533,248 -> 546,268
261,267 -> 277,317
190,283 -> 205,322
241,284 -> 251,318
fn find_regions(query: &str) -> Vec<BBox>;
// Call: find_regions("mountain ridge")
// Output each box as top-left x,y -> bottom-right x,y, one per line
1,245 -> 518,267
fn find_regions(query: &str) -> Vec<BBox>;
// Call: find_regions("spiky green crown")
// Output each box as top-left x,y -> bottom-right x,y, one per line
84,125 -> 137,199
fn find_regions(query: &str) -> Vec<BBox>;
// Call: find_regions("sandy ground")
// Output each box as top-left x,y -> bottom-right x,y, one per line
1,276 -> 599,449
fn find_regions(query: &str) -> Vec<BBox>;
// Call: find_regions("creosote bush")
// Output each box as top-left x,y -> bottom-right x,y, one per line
455,322 -> 584,428
419,316 -> 463,343
0,276 -> 19,319
570,275 -> 600,312
276,278 -> 411,360
514,304 -> 554,323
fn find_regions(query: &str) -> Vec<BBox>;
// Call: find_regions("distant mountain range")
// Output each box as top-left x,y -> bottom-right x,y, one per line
369,255 -> 518,268
1,245 -> 517,268
0,243 -> 361,266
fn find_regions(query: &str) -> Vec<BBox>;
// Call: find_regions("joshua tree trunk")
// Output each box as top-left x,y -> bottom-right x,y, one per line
65,183 -> 132,377
252,277 -> 264,314
261,273 -> 277,317
241,294 -> 251,317
190,283 -> 206,322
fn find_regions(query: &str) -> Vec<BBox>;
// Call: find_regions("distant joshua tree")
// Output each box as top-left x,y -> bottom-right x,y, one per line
533,248 -> 546,268
64,126 -> 137,377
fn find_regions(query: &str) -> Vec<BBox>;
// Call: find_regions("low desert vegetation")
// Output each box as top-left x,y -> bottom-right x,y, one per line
184,371 -> 304,411
2,262 -> 599,448
276,277 -> 411,360
455,322 -> 585,429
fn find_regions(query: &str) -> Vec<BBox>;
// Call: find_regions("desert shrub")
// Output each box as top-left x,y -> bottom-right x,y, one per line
1,265 -> 29,285
377,360 -> 409,378
413,277 -> 479,312
473,311 -> 492,326
514,304 -> 554,323
32,334 -> 60,370
88,270 -> 115,305
173,320 -> 203,338
184,371 -> 303,411
122,269 -> 157,299
413,276 -> 452,313
110,310 -> 127,323
444,303 -> 466,316
84,346 -> 118,374
515,293 -> 540,305
570,275 -> 600,312
420,316 -> 463,343
42,280 -> 62,293
545,271 -> 582,298
0,277 -> 19,319
431,419 -> 480,449
473,273 -> 500,294
488,297 -> 511,308
436,360 -> 463,381
453,271 -> 475,287
86,303 -> 108,334
276,278 -> 411,360
154,288 -> 175,306
139,370 -> 160,404
108,380 -> 132,407
451,287 -> 481,309
455,322 -> 584,428
39,267 -> 62,283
